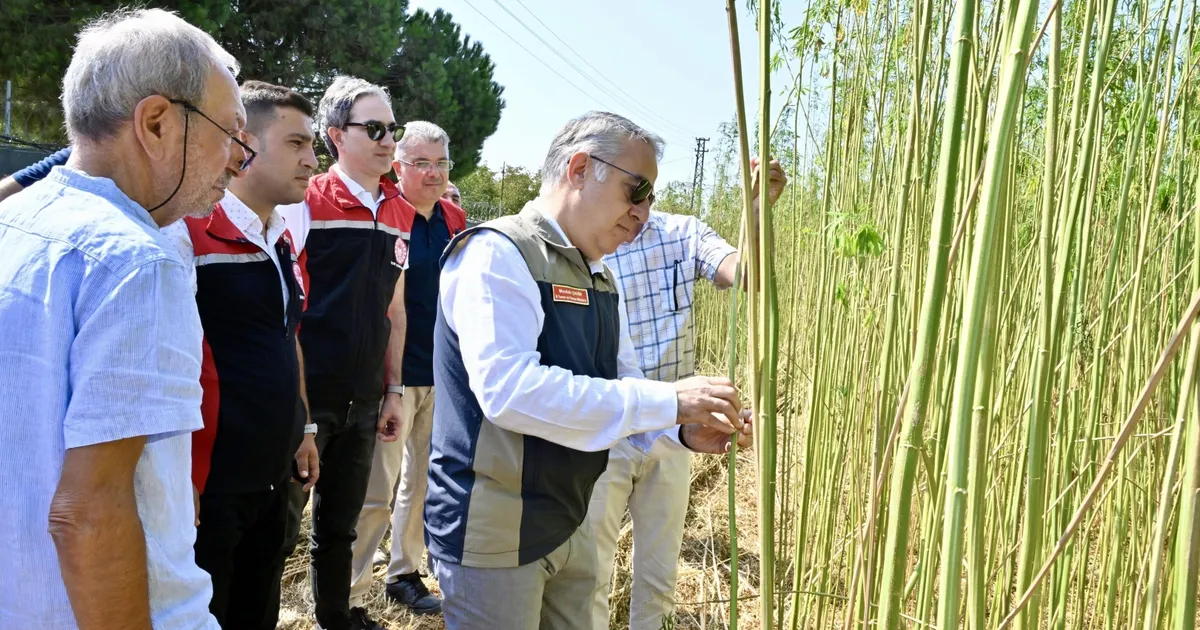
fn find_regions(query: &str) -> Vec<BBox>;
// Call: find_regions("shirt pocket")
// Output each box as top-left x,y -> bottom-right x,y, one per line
659,259 -> 695,313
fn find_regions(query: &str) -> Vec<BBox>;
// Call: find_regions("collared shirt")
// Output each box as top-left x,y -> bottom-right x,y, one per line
277,164 -> 381,254
0,166 -> 217,629
439,201 -> 684,452
605,211 -> 737,382
164,191 -> 291,323
402,200 -> 453,387
604,211 -> 737,451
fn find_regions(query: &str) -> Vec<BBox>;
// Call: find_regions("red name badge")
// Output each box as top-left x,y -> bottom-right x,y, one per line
552,284 -> 590,306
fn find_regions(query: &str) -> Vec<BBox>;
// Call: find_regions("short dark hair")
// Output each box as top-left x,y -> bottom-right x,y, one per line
239,80 -> 315,136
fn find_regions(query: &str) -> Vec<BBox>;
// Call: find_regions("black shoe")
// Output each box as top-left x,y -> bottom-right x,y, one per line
349,607 -> 386,630
386,573 -> 443,615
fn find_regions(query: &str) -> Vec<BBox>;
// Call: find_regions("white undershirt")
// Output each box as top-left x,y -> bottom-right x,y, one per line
438,202 -> 685,452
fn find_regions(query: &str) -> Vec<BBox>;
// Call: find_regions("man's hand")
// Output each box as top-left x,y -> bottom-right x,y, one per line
294,434 -> 320,491
674,376 -> 745,436
681,410 -> 754,454
377,392 -> 403,442
750,157 -> 788,209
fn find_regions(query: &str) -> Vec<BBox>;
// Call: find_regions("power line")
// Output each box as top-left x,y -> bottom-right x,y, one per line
485,0 -> 693,148
460,0 -> 629,116
507,0 -> 701,140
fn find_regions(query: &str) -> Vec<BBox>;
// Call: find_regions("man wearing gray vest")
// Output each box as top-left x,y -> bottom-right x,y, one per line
425,111 -> 753,629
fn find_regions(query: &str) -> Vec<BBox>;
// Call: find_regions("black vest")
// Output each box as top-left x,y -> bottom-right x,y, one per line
424,207 -> 621,567
187,206 -> 304,494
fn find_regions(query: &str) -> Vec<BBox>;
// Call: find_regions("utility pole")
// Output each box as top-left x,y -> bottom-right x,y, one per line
4,81 -> 11,136
690,137 -> 710,213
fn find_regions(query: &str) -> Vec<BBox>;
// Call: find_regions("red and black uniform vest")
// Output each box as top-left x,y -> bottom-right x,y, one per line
297,172 -> 416,408
188,204 -> 305,494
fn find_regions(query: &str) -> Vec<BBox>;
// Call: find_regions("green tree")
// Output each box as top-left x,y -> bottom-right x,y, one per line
0,0 -> 229,141
456,164 -> 540,221
651,180 -> 698,216
382,8 -> 505,178
457,164 -> 499,205
0,0 -> 504,158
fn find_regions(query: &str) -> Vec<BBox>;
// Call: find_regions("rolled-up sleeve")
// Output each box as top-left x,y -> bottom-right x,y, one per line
441,230 -> 678,452
63,260 -> 203,449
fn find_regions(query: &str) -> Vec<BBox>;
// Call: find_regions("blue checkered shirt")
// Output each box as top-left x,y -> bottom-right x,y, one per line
605,212 -> 737,385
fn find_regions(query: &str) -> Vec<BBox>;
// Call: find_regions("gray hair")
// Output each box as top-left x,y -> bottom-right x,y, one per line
317,75 -> 392,160
62,8 -> 239,143
396,121 -> 450,158
539,111 -> 664,194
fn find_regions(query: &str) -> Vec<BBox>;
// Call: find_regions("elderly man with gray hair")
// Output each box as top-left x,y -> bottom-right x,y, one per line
424,111 -> 754,629
277,75 -> 414,630
349,120 -> 466,616
0,8 -> 248,629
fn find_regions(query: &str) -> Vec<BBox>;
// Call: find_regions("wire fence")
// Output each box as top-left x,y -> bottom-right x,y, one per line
463,200 -> 506,226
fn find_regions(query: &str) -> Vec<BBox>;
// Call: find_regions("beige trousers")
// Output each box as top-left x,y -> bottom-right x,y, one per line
433,522 -> 600,630
349,385 -> 435,606
586,436 -> 692,630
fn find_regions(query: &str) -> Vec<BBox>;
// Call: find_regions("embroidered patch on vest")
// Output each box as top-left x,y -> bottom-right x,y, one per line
395,238 -> 409,267
552,284 -> 590,306
292,261 -> 306,299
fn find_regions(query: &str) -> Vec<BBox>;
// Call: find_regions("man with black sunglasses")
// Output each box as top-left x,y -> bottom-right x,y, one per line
587,155 -> 787,629
425,111 -> 754,629
350,120 -> 466,617
277,75 -> 415,630
163,79 -> 318,629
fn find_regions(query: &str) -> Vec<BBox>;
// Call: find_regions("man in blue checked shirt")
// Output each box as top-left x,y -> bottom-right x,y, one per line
588,157 -> 787,630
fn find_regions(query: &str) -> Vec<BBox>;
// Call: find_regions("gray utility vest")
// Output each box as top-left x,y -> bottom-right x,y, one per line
425,206 -> 621,567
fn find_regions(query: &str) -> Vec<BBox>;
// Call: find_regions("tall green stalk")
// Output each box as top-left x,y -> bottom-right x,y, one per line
874,0 -> 979,623
1013,3 -> 1063,625
752,2 -> 779,627
1171,173 -> 1200,630
722,0 -> 758,623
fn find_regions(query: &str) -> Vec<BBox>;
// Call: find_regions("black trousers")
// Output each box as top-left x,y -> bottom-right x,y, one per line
282,398 -> 380,629
195,484 -> 290,630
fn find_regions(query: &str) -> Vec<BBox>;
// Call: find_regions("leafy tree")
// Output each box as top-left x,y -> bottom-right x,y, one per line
382,9 -> 504,178
457,165 -> 500,207
0,0 -> 229,141
0,0 -> 503,160
650,181 -> 698,216
457,164 -> 540,220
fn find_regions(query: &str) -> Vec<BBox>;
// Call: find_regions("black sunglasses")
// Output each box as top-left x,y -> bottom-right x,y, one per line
589,154 -> 655,206
170,99 -> 256,171
345,120 -> 405,143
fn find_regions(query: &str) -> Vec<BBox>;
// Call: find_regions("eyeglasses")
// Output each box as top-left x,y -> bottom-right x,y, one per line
397,158 -> 454,173
170,99 -> 256,171
588,154 -> 655,206
345,120 -> 405,143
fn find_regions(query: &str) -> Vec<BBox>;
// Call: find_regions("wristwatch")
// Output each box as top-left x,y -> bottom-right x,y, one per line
303,423 -> 318,435
386,384 -> 405,397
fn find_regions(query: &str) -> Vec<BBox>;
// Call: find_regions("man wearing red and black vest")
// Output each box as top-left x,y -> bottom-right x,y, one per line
164,81 -> 320,628
277,75 -> 412,630
349,121 -> 467,616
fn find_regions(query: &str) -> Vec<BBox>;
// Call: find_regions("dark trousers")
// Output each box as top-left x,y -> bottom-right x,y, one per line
282,399 -> 380,629
195,484 -> 290,630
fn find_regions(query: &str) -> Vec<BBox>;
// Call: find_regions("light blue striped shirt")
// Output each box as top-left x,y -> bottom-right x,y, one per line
0,167 -> 218,629
604,211 -> 737,452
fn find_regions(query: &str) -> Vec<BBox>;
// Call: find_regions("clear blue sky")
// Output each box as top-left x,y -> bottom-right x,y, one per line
408,0 -> 805,186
